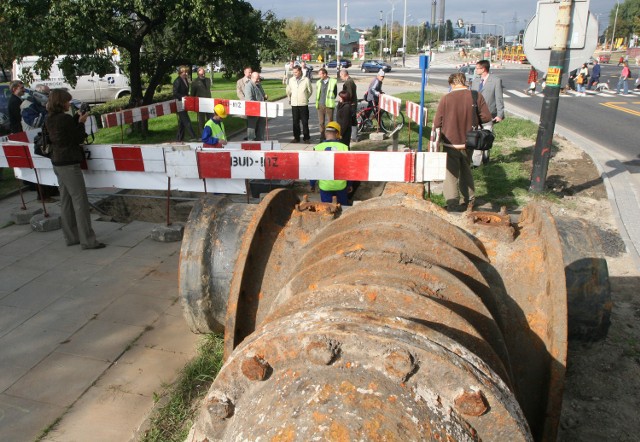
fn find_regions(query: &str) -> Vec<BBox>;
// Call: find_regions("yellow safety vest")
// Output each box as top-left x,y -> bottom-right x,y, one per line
314,140 -> 349,191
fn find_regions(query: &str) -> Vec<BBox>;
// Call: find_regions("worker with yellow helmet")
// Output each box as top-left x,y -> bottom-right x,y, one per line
202,104 -> 228,147
310,121 -> 352,205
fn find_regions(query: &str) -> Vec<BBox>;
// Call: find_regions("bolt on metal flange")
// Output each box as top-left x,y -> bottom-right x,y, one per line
384,348 -> 415,382
454,390 -> 489,417
241,355 -> 270,381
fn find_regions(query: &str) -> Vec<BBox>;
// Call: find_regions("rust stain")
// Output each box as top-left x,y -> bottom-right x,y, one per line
366,291 -> 377,302
271,426 -> 296,442
328,421 -> 350,441
312,411 -> 329,424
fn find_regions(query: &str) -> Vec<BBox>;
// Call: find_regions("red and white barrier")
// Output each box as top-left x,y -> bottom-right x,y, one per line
183,97 -> 284,119
101,100 -> 180,128
2,141 -> 447,191
405,101 -> 428,126
379,94 -> 402,117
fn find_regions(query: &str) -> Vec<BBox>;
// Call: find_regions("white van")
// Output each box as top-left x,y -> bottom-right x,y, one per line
12,55 -> 131,104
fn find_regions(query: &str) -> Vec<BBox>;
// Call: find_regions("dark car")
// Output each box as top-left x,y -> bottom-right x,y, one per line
360,60 -> 392,73
326,59 -> 352,69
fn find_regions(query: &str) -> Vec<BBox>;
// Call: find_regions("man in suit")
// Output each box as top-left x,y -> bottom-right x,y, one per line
244,72 -> 268,141
190,67 -> 212,135
470,59 -> 504,167
173,66 -> 197,141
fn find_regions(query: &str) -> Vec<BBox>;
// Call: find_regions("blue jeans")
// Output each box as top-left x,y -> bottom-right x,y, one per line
616,77 -> 628,94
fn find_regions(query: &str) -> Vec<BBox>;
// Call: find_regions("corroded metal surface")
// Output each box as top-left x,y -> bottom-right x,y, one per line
181,183 -> 609,441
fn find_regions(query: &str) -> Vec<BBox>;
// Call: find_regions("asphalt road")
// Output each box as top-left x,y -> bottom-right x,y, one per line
381,65 -> 640,166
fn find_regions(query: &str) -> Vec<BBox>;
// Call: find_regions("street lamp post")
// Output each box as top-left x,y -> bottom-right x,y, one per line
481,10 -> 487,47
389,1 -> 396,60
402,0 -> 407,67
380,11 -> 384,59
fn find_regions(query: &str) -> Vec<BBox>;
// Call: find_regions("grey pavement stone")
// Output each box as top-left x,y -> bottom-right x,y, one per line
58,319 -> 145,363
0,235 -> 51,260
6,351 -> 110,407
0,254 -> 14,270
0,264 -> 40,293
0,280 -> 71,311
61,243 -> 129,268
136,312 -> 201,354
99,220 -> 154,248
150,223 -> 184,242
24,294 -> 117,334
369,131 -> 386,141
11,207 -> 43,225
0,224 -> 32,248
30,213 -> 62,232
123,237 -> 181,260
98,292 -> 173,327
0,323 -> 70,371
128,276 -> 179,300
0,393 -> 66,442
95,343 -> 194,398
0,359 -> 28,392
40,387 -> 152,442
0,305 -> 37,338
91,219 -> 126,236
37,261 -> 104,287
164,299 -> 185,318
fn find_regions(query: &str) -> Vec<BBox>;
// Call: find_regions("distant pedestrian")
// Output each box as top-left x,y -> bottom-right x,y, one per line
617,56 -> 624,66
587,59 -> 601,90
470,59 -> 504,166
286,66 -> 312,143
244,72 -> 268,141
236,66 -> 252,140
283,60 -> 296,85
568,69 -> 578,91
301,61 -> 313,80
315,68 -> 338,140
616,62 -> 631,95
190,67 -> 212,135
433,73 -> 492,211
335,91 -> 352,146
173,66 -> 197,141
527,66 -> 538,95
576,63 -> 589,96
8,80 -> 25,134
340,69 -> 358,141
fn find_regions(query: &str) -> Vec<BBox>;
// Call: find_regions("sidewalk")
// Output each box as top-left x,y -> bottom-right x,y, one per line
0,190 -> 200,441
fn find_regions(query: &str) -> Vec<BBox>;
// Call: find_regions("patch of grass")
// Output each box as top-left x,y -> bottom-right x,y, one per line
141,334 -> 224,442
0,167 -> 23,200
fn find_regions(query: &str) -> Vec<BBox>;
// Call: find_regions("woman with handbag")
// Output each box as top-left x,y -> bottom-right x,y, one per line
576,63 -> 589,96
432,73 -> 492,211
47,89 -> 105,249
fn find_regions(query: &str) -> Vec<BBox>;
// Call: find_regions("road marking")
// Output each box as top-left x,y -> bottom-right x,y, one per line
600,101 -> 640,117
507,89 -> 529,98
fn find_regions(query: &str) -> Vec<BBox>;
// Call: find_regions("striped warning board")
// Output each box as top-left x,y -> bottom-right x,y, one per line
406,100 -> 428,126
183,97 -> 284,118
379,94 -> 402,117
101,100 -> 180,128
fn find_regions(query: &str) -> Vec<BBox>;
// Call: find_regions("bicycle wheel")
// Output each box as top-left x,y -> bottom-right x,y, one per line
356,111 -> 373,133
379,110 -> 405,134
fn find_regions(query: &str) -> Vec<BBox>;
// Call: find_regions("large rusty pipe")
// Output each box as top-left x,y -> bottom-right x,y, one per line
181,184 -> 610,441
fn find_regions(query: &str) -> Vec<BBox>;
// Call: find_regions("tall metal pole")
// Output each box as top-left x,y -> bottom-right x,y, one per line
430,0 -> 437,46
530,0 -> 574,193
481,10 -> 487,47
610,0 -> 619,52
402,0 -> 407,67
380,11 -> 384,59
390,1 -> 395,58
344,1 -> 348,26
336,0 -> 341,68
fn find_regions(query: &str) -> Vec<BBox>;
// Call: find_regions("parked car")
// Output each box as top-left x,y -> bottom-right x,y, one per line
360,60 -> 392,73
326,59 -> 352,69
597,54 -> 611,64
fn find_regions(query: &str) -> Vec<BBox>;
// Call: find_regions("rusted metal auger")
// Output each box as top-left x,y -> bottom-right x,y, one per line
180,183 -> 610,441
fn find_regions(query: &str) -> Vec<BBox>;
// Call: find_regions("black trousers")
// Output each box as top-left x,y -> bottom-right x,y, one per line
176,111 -> 196,141
291,105 -> 310,141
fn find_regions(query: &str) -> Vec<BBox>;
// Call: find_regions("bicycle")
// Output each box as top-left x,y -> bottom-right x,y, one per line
356,101 -> 405,134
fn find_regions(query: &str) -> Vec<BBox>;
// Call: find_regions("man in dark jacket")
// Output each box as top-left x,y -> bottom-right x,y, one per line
190,66 -> 212,134
587,59 -> 601,90
173,66 -> 197,141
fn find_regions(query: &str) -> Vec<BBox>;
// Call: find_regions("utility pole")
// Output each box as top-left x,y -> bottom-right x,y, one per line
481,10 -> 487,47
402,0 -> 407,67
336,0 -> 341,70
530,0 -> 574,193
610,0 -> 619,52
380,11 -> 384,59
390,1 -> 396,59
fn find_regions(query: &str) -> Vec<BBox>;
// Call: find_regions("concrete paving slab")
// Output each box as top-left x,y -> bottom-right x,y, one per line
0,323 -> 70,371
94,343 -> 194,398
6,351 -> 110,407
0,305 -> 37,338
58,319 -> 145,363
99,220 -> 155,248
0,254 -> 15,270
164,299 -> 185,318
0,224 -> 32,247
61,243 -> 129,267
120,236 -> 181,260
128,277 -> 179,300
0,235 -> 51,259
39,387 -> 152,442
98,292 -> 174,327
0,359 -> 30,392
136,312 -> 201,354
0,264 -> 40,293
0,280 -> 71,311
37,261 -> 104,287
0,393 -> 67,442
24,294 -> 117,334
90,219 -> 127,236
91,255 -> 160,284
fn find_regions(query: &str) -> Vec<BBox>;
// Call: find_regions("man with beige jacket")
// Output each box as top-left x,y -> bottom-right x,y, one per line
286,65 -> 312,143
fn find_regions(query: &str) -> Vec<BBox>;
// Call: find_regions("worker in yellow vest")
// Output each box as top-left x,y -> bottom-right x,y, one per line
315,68 -> 338,140
202,104 -> 228,147
310,121 -> 352,205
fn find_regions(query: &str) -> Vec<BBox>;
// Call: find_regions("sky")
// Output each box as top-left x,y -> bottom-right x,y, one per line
248,0 -> 619,36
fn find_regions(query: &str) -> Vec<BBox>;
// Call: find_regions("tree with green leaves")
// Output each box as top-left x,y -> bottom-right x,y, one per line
284,18 -> 317,58
605,0 -> 640,47
1,0 -> 284,105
